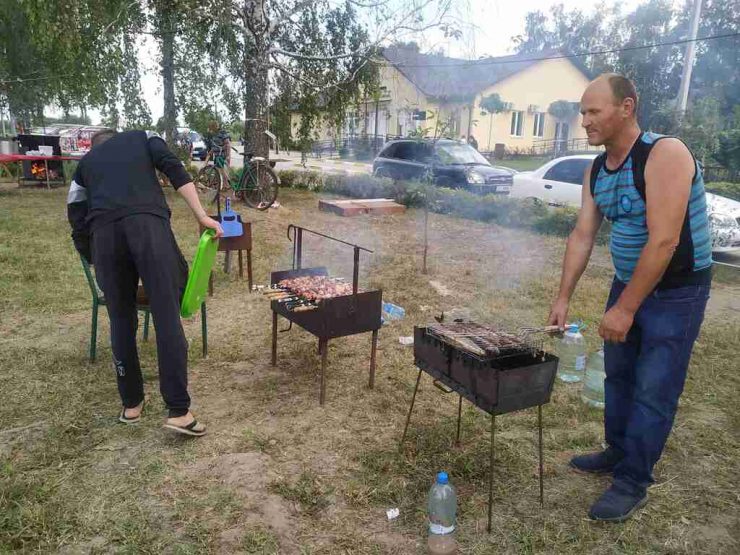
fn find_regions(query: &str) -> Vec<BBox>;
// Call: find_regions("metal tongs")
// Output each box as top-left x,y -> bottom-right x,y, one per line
518,325 -> 564,336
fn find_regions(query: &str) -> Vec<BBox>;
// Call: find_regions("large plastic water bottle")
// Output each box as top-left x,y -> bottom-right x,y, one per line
557,324 -> 586,383
581,348 -> 606,409
427,472 -> 457,555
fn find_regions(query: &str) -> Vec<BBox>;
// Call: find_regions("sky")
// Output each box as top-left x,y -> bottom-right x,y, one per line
424,0 -> 649,59
87,0 -> 673,124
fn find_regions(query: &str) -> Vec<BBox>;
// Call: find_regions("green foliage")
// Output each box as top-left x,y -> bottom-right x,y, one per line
0,1 -> 150,128
715,107 -> 740,173
677,98 -> 722,164
480,93 -> 506,115
34,114 -> 92,126
653,98 -> 739,170
278,170 -> 609,242
705,182 -> 740,202
548,100 -> 580,121
513,0 -> 738,130
183,107 -> 219,137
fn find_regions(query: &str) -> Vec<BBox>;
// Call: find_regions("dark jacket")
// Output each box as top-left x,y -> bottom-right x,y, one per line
67,130 -> 192,261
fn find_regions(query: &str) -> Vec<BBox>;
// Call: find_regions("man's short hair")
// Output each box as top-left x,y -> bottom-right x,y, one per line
91,129 -> 117,148
602,73 -> 638,115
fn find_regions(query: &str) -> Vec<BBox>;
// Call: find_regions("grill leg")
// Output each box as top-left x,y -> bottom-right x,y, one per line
271,311 -> 278,366
400,368 -> 423,450
246,249 -> 254,292
488,413 -> 495,534
455,395 -> 463,446
319,339 -> 328,405
369,329 -> 378,389
238,249 -> 244,279
538,404 -> 544,507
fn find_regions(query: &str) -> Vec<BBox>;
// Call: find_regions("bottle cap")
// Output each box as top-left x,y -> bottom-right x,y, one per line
436,471 -> 449,485
567,324 -> 580,333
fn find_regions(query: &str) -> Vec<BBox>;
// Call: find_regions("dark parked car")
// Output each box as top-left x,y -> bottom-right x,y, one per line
372,139 -> 513,193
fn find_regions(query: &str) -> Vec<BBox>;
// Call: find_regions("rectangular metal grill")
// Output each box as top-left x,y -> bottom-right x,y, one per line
270,225 -> 382,405
400,321 -> 559,532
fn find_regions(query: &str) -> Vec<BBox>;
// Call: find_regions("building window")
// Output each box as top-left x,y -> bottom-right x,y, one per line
533,112 -> 545,138
510,111 -> 524,137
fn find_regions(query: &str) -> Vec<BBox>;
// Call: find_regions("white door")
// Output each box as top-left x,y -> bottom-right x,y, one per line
539,158 -> 592,207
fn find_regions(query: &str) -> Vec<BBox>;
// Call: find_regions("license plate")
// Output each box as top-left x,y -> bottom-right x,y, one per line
496,185 -> 512,193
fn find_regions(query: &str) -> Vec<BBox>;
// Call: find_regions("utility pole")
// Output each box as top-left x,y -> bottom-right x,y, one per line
677,0 -> 702,114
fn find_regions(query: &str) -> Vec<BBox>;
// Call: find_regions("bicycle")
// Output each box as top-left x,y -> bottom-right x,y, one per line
196,144 -> 279,211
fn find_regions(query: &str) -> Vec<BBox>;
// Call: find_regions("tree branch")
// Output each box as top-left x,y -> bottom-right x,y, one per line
272,47 -> 373,62
268,0 -> 315,36
268,55 -> 372,93
273,0 -> 450,63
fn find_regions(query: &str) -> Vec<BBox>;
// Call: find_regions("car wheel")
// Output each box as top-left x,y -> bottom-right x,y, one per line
526,196 -> 544,207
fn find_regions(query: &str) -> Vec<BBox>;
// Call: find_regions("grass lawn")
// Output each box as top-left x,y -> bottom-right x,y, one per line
1,184 -> 738,554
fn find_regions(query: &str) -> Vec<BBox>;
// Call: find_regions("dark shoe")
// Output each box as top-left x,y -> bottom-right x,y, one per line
570,448 -> 622,475
588,484 -> 647,522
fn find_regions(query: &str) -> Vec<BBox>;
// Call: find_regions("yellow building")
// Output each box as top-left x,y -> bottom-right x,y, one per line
291,45 -> 596,154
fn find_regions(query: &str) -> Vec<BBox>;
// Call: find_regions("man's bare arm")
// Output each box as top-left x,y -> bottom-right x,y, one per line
548,163 -> 603,328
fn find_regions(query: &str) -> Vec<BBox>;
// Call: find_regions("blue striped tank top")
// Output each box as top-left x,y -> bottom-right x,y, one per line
589,132 -> 712,288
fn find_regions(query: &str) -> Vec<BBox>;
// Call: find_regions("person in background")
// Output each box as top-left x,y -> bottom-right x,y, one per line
204,120 -> 231,168
548,74 -> 712,521
67,129 -> 223,437
467,135 -> 479,151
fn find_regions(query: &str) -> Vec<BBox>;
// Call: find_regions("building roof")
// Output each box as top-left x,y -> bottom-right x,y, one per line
382,46 -> 592,101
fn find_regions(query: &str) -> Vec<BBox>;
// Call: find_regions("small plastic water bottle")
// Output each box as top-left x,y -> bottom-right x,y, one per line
582,348 -> 606,409
557,324 -> 586,383
427,472 -> 457,555
382,302 -> 406,321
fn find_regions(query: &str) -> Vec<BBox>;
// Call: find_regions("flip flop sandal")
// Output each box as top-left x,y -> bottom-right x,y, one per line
163,419 -> 207,437
119,405 -> 143,424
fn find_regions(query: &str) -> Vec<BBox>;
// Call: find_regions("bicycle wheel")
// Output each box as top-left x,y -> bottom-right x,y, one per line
241,163 -> 279,210
196,164 -> 221,193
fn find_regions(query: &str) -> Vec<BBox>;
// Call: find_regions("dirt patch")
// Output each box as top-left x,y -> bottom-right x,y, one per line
428,280 -> 451,297
188,452 -> 297,551
706,285 -> 740,316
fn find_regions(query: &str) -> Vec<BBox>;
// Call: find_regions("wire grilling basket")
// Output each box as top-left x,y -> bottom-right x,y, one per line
425,322 -> 560,361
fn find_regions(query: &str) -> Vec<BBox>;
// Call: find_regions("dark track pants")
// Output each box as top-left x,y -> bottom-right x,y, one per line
92,214 -> 190,417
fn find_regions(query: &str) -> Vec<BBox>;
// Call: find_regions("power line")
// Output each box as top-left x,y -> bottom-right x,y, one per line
2,31 -> 738,84
378,31 -> 740,69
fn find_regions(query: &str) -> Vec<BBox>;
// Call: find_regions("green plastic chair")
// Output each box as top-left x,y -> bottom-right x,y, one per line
80,256 -> 208,362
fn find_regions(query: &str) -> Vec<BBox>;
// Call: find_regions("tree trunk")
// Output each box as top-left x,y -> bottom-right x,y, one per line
159,3 -> 177,147
373,99 -> 379,153
243,59 -> 269,159
242,1 -> 269,159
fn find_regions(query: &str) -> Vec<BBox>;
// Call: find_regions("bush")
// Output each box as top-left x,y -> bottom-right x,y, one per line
277,170 -> 597,241
706,181 -> 740,202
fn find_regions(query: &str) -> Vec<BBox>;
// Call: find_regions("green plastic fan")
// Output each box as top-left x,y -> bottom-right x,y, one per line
180,229 -> 219,318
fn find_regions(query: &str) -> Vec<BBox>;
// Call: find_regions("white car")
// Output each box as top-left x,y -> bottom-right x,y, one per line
510,154 -> 740,253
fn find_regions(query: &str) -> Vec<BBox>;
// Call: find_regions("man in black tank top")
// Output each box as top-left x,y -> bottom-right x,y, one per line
547,74 -> 711,522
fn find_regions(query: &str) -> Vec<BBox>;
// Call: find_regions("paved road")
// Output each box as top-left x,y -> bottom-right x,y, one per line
714,251 -> 740,269
191,148 -> 373,176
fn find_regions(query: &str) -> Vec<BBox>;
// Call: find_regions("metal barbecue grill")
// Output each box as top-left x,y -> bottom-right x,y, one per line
270,225 -> 382,405
400,321 -> 559,532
